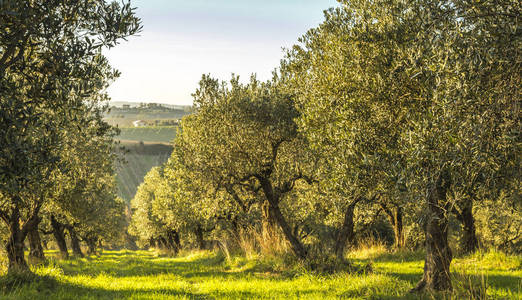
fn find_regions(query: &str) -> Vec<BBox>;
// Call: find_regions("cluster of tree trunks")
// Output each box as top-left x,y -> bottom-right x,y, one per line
4,200 -> 41,273
152,230 -> 182,255
380,203 -> 405,250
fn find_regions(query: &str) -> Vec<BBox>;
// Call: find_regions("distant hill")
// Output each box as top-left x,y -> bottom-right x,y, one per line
105,102 -> 192,128
117,127 -> 177,144
115,141 -> 173,202
107,102 -> 191,202
109,101 -> 192,111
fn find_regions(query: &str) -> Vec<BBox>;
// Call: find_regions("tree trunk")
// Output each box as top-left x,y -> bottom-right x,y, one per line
149,237 -> 156,248
50,215 -> 69,259
28,226 -> 45,262
382,204 -> 405,250
165,230 -> 180,255
259,177 -> 307,260
173,230 -> 181,251
86,237 -> 98,255
456,202 -> 478,255
334,200 -> 358,260
194,225 -> 206,250
67,226 -> 84,258
261,199 -> 277,240
393,206 -> 405,250
157,236 -> 167,250
5,205 -> 30,273
412,173 -> 453,292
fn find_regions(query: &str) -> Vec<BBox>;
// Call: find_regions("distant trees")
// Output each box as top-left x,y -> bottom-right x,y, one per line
0,0 -> 140,273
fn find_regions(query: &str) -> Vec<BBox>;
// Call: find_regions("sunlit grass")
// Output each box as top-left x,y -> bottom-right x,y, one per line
0,249 -> 520,299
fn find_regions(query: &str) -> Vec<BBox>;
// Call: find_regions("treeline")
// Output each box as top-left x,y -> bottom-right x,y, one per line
130,0 -> 520,293
0,1 -> 140,273
108,103 -> 192,115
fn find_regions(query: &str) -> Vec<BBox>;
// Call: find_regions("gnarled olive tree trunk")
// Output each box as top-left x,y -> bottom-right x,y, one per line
50,215 -> 69,259
258,177 -> 307,260
261,199 -> 277,240
85,236 -> 98,255
67,226 -> 84,257
412,173 -> 453,292
5,205 -> 30,273
334,199 -> 360,260
194,224 -> 206,250
455,201 -> 478,255
381,203 -> 405,250
28,225 -> 45,262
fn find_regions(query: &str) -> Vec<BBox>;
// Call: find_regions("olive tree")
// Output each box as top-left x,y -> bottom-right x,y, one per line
0,0 -> 140,273
175,75 -> 314,259
284,0 -> 519,291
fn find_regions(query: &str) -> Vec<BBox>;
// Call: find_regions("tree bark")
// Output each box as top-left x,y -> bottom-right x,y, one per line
455,202 -> 478,255
50,215 -> 69,259
382,204 -> 405,250
67,226 -> 84,258
194,224 -> 206,250
164,230 -> 180,255
85,236 -> 98,255
261,199 -> 277,240
258,177 -> 307,260
334,200 -> 359,260
412,172 -> 453,292
393,206 -> 405,250
173,230 -> 181,251
5,205 -> 30,273
28,226 -> 45,262
149,237 -> 156,248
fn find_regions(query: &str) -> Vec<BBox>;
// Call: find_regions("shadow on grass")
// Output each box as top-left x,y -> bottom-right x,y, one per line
0,272 -> 335,300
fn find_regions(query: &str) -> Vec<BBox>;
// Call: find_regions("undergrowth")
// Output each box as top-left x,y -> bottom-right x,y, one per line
0,248 -> 519,299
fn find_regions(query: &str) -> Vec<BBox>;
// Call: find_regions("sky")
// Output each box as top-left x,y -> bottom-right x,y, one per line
105,0 -> 338,106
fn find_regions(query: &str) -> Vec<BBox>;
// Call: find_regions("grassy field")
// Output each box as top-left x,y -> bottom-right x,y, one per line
115,141 -> 173,201
117,127 -> 178,144
1,249 -> 520,299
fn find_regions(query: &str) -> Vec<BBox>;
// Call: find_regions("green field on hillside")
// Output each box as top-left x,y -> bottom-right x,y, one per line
115,141 -> 173,201
0,249 -> 520,299
117,127 -> 177,143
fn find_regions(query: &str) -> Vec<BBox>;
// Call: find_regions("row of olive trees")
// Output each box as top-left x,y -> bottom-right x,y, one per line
0,0 -> 140,273
130,0 -> 519,293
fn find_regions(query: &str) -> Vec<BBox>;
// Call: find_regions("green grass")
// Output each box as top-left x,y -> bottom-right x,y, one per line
1,249 -> 520,299
117,127 -> 177,143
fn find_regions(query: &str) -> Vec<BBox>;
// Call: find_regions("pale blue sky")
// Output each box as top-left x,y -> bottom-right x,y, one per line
105,0 -> 338,105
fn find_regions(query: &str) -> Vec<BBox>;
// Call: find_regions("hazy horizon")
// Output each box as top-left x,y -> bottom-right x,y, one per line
105,0 -> 338,106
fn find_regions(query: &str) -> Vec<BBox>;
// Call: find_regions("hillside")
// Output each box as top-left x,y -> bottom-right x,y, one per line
106,102 -> 190,202
115,141 -> 173,202
117,127 -> 177,144
106,102 -> 192,127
